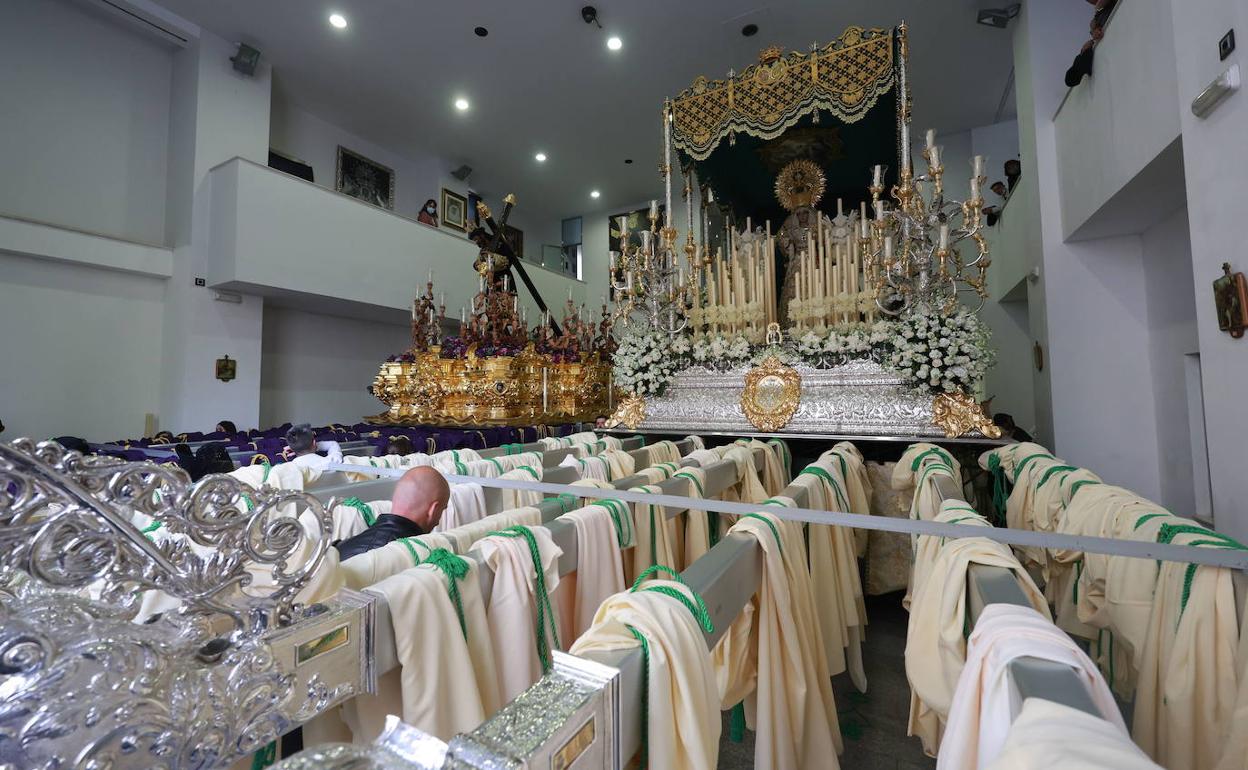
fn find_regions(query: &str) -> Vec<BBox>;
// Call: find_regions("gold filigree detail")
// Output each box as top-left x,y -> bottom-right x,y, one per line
740,356 -> 802,431
930,391 -> 1002,439
605,395 -> 646,430
774,159 -> 826,212
671,27 -> 895,160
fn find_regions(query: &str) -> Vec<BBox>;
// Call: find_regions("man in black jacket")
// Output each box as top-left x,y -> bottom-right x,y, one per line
335,466 -> 451,562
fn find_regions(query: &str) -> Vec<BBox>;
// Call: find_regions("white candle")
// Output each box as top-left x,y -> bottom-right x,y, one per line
929,145 -> 940,169
663,103 -> 673,228
875,200 -> 885,221
884,236 -> 894,259
873,165 -> 883,187
460,307 -> 466,325
439,292 -> 445,308
649,199 -> 659,220
411,301 -> 416,321
427,269 -> 433,284
939,224 -> 950,250
837,198 -> 844,218
478,276 -> 485,292
926,128 -> 936,150
973,155 -> 985,179
568,287 -> 573,302
860,202 -> 869,238
502,275 -> 509,292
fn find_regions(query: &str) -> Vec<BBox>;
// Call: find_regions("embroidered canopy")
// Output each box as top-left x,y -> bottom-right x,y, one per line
670,26 -> 904,229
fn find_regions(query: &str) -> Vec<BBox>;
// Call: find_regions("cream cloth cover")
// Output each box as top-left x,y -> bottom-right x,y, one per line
630,483 -> 681,578
497,465 -> 543,510
342,559 -> 501,743
735,439 -> 785,496
602,448 -> 637,480
822,442 -> 873,556
329,499 -> 393,542
892,443 -> 962,548
937,604 -> 1125,770
469,526 -> 563,703
645,439 -> 683,466
724,508 -> 842,769
905,500 -> 989,611
1133,529 -> 1241,770
906,535 -> 1049,757
569,582 -> 720,770
561,453 -> 611,482
674,466 -> 713,568
687,448 -> 721,468
985,698 -> 1162,770
560,505 -> 627,640
436,482 -> 487,532
716,445 -> 768,504
684,435 -> 707,451
789,465 -> 867,688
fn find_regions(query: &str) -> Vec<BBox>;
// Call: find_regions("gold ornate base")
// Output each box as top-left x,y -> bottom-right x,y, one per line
930,391 -> 1002,439
368,345 -> 617,427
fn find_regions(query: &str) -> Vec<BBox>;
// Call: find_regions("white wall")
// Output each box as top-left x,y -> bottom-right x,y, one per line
0,251 -> 164,441
0,0 -> 173,245
1141,207 -> 1199,514
259,306 -> 409,426
1054,0 -> 1181,240
1168,0 -> 1248,539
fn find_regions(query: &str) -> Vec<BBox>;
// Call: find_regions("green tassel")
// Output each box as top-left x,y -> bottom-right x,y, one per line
729,702 -> 746,742
250,741 -> 277,770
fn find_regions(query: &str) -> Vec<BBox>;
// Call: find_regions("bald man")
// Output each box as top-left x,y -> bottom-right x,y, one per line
334,466 -> 451,562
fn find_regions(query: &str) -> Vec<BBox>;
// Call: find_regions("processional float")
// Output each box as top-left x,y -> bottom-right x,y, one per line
367,196 -> 617,427
606,25 -> 1001,439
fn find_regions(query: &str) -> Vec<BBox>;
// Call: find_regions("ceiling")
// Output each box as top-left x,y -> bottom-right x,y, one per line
155,0 -> 1016,225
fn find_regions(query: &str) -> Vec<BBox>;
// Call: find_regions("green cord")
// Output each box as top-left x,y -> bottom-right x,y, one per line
250,740 -> 277,770
424,548 -> 470,640
986,454 -> 1010,526
397,536 -> 431,566
909,446 -> 955,472
1072,559 -> 1083,604
1133,512 -> 1170,531
1011,452 -> 1052,484
494,526 -> 562,672
1037,465 -> 1078,488
742,513 -> 784,554
341,496 -> 376,527
597,498 -> 634,548
1067,478 -> 1101,500
627,624 -> 651,769
799,467 -> 849,510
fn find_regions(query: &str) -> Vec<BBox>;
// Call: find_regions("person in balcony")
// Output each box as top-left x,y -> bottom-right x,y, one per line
1065,0 -> 1117,87
1005,159 -> 1021,192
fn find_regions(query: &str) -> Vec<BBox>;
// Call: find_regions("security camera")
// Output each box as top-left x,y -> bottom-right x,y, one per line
581,6 -> 601,27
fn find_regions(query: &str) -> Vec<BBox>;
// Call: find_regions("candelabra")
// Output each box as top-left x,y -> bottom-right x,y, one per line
859,27 -> 991,316
410,271 -> 446,351
608,100 -> 703,336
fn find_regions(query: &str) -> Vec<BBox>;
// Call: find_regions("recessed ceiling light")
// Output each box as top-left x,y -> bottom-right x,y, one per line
454,97 -> 470,111
535,152 -> 547,162
741,23 -> 758,37
607,36 -> 622,51
329,13 -> 347,29
624,158 -> 633,164
474,26 -> 488,37
590,190 -> 601,199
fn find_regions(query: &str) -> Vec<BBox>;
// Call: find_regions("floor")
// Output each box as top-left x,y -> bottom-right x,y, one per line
716,592 -> 935,769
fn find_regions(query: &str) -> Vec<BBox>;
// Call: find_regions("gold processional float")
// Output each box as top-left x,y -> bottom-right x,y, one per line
370,25 -> 1000,439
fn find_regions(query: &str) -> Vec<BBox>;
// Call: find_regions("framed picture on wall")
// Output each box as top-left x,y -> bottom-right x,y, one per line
442,188 -> 468,232
335,146 -> 394,210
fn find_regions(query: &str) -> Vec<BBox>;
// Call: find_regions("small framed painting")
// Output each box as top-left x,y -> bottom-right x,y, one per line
335,146 -> 394,210
442,188 -> 468,232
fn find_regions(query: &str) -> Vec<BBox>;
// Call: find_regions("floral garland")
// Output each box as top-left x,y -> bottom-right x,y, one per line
614,305 -> 994,398
886,306 -> 995,395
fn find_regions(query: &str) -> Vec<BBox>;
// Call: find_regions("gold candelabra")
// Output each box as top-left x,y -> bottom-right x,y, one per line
608,99 -> 703,336
860,28 -> 991,315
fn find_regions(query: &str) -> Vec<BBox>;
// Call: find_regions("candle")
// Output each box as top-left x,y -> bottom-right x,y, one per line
649,199 -> 659,220
663,102 -> 673,228
973,155 -> 985,179
939,224 -> 950,251
411,301 -> 416,321
522,307 -> 527,325
860,202 -> 869,238
478,275 -> 485,293
460,307 -> 466,325
837,198 -> 844,218
427,268 -> 433,284
503,275 -> 510,292
568,287 -> 573,302
875,200 -> 885,221
929,145 -> 940,170
439,292 -> 445,309
873,165 -> 883,187
926,128 -> 936,150
901,121 -> 911,174
884,236 -> 894,259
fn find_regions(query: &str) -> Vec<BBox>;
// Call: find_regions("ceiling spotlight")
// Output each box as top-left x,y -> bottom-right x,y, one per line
535,152 -> 547,162
624,158 -> 633,164
581,6 -> 601,27
741,23 -> 759,37
474,26 -> 488,37
607,36 -> 622,51
976,4 -> 1020,29
328,13 -> 347,29
590,190 -> 601,199
454,97 -> 470,111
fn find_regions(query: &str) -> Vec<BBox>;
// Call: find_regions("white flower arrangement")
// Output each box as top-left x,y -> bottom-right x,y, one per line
887,306 -> 994,395
613,330 -> 684,397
